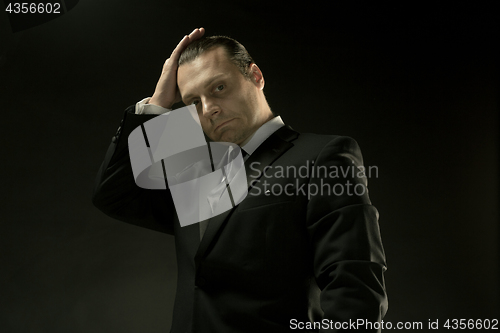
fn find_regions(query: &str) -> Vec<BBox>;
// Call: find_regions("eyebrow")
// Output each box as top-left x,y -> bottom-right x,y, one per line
182,73 -> 227,103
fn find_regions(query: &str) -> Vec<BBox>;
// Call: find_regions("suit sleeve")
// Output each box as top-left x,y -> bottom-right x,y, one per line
92,105 -> 176,234
306,136 -> 388,332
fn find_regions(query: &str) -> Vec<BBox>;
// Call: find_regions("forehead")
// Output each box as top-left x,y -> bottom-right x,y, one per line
177,47 -> 239,97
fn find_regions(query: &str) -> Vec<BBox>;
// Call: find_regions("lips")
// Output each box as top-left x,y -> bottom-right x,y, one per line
215,119 -> 234,131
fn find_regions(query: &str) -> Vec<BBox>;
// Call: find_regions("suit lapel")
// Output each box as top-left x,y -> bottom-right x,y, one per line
194,125 -> 299,268
244,125 -> 298,190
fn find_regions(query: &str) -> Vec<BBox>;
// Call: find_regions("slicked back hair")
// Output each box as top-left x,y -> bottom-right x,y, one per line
178,36 -> 255,80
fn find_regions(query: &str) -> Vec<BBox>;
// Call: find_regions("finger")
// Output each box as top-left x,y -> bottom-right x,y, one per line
171,28 -> 200,58
188,27 -> 199,38
170,28 -> 205,62
188,27 -> 205,40
170,35 -> 190,60
184,27 -> 205,46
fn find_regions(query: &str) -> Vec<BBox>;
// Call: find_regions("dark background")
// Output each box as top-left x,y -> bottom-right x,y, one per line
1,1 -> 498,332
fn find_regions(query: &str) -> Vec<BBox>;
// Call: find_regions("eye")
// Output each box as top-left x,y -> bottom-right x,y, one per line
192,100 -> 200,106
215,84 -> 224,92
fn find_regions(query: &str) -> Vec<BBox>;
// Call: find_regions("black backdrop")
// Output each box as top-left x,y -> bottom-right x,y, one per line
1,1 -> 498,332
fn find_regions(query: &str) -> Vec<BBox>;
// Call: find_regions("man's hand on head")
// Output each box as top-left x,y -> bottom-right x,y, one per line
148,27 -> 205,109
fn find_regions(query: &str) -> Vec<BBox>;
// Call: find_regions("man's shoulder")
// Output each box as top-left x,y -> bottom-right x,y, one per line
288,132 -> 364,158
296,132 -> 340,140
293,132 -> 344,147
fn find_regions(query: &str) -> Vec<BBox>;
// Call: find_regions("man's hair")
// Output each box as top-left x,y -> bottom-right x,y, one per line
178,36 -> 255,80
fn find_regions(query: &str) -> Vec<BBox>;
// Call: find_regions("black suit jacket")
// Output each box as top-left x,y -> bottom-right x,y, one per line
93,106 -> 388,332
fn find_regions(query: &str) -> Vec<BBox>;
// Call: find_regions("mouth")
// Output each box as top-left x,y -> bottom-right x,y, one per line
215,119 -> 234,132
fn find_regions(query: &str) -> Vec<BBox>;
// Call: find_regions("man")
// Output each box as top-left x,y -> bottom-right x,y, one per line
93,28 -> 388,332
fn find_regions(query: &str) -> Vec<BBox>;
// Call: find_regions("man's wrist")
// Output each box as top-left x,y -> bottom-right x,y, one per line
136,97 -> 171,115
148,93 -> 174,109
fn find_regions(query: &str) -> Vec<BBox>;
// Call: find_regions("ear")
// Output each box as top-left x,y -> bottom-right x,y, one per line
248,63 -> 265,90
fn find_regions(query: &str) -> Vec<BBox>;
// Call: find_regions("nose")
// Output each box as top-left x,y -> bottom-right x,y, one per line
200,97 -> 220,119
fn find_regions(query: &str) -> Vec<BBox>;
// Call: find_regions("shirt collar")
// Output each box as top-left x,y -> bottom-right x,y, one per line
240,116 -> 285,156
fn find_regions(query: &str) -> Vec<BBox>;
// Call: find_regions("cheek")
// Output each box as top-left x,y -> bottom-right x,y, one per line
199,119 -> 211,133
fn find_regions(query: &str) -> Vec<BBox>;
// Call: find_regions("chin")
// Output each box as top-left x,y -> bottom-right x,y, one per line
223,134 -> 244,145
219,136 -> 238,144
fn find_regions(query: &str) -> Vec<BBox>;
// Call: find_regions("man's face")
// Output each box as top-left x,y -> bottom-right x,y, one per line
177,47 -> 266,145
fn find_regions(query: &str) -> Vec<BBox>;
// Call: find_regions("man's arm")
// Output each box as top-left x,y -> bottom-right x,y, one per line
92,28 -> 205,233
92,107 -> 177,233
306,136 -> 388,332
